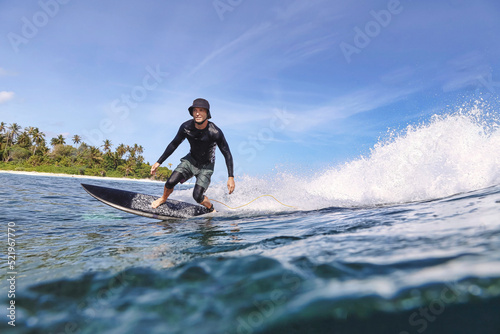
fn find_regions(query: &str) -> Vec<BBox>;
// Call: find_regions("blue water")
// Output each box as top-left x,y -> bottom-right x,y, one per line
1,108 -> 500,333
1,172 -> 500,334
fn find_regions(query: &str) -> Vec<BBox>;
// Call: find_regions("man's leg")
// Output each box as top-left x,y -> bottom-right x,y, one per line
151,171 -> 184,208
151,186 -> 174,208
192,184 -> 215,212
192,165 -> 215,211
200,196 -> 215,212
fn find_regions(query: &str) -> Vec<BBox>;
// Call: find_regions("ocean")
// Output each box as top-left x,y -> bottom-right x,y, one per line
1,107 -> 500,334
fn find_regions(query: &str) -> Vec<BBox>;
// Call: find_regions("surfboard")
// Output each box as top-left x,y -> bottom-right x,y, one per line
81,183 -> 209,219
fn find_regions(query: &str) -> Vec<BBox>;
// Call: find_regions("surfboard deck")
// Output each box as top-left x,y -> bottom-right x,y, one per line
81,183 -> 209,219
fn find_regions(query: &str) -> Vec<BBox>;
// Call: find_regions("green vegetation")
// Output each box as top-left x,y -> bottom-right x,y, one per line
0,121 -> 172,181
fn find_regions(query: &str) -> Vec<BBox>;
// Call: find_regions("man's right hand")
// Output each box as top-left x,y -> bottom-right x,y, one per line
150,162 -> 161,175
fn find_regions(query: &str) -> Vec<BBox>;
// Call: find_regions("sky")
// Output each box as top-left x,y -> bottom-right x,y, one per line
1,0 -> 500,182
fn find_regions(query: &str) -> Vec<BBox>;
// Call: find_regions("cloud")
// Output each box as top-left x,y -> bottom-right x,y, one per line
287,84 -> 420,133
187,22 -> 273,78
0,91 -> 15,104
438,52 -> 491,93
0,68 -> 16,76
186,1 -> 344,80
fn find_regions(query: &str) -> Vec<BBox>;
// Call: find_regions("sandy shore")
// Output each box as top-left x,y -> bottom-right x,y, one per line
0,169 -> 163,183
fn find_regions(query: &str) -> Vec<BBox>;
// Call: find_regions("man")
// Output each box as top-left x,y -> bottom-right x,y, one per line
150,98 -> 235,212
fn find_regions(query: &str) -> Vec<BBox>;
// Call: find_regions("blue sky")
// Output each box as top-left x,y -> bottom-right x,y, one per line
1,0 -> 500,180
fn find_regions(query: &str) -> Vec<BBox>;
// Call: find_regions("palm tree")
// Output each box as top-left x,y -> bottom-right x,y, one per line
25,126 -> 36,137
134,144 -> 144,155
107,143 -> 125,169
88,146 -> 103,167
109,151 -> 119,169
17,131 -> 31,149
116,144 -> 127,159
127,145 -> 136,161
72,135 -> 81,146
102,139 -> 112,155
76,142 -> 89,163
51,134 -> 66,147
57,134 -> 65,145
3,123 -> 21,161
8,123 -> 22,143
24,126 -> 36,150
134,144 -> 145,164
0,122 -> 5,151
32,129 -> 46,155
120,159 -> 135,177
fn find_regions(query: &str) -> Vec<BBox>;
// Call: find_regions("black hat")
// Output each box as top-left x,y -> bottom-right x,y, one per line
188,98 -> 211,119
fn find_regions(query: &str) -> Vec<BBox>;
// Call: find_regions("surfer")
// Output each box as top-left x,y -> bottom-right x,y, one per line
150,98 -> 235,212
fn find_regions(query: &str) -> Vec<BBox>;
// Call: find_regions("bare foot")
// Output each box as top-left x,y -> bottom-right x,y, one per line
151,197 -> 166,209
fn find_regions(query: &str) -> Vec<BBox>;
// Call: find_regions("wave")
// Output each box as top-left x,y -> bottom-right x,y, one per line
307,100 -> 500,206
198,100 -> 500,212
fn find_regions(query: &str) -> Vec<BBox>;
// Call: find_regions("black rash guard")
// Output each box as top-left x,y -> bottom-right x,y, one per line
157,120 -> 234,177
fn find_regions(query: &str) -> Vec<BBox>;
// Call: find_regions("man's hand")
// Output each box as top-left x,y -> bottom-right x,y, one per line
227,177 -> 235,194
150,162 -> 161,175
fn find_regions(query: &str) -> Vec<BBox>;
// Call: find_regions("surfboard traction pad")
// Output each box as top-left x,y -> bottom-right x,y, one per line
81,183 -> 209,219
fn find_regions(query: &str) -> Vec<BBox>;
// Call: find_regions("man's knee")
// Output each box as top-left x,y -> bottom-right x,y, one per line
193,185 -> 206,203
165,171 -> 184,189
165,179 -> 175,189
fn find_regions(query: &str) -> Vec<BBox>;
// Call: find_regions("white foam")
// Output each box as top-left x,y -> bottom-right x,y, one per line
307,101 -> 500,208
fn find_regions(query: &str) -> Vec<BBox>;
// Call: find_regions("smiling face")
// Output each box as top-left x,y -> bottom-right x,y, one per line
192,107 -> 208,124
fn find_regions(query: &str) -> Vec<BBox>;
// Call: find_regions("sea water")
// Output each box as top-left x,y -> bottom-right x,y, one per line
1,104 -> 500,334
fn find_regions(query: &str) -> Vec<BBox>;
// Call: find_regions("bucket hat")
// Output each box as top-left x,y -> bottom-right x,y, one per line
188,98 -> 211,119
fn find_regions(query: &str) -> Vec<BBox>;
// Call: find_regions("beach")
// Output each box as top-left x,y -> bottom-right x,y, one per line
0,169 -> 163,183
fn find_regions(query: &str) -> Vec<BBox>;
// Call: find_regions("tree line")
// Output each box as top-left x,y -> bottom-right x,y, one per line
0,121 -> 172,180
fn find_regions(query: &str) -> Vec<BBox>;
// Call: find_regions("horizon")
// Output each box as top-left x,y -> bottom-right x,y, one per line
1,1 -> 500,182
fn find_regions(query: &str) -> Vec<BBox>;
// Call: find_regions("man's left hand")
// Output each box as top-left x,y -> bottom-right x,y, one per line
227,177 -> 235,194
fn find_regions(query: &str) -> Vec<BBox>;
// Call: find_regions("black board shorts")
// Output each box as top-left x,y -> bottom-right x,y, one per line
174,154 -> 214,190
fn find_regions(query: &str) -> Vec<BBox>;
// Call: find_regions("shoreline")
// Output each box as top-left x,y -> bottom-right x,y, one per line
0,169 -> 163,183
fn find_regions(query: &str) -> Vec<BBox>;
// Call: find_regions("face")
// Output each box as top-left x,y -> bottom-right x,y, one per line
192,107 -> 208,123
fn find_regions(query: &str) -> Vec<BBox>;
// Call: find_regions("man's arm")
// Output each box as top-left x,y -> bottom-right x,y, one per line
216,129 -> 235,194
216,131 -> 234,177
151,125 -> 185,175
